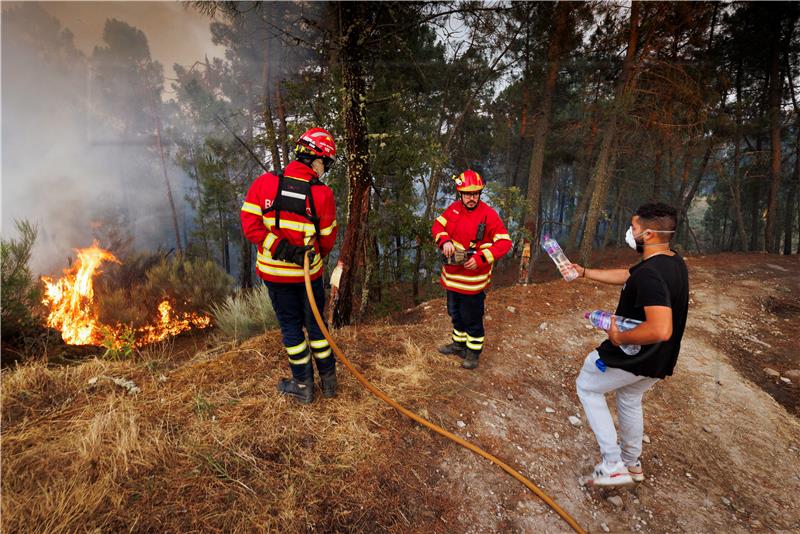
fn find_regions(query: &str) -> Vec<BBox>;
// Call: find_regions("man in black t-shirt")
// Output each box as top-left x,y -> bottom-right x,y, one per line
570,203 -> 689,487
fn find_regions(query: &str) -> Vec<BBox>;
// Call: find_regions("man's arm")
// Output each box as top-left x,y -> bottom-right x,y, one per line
570,263 -> 630,285
608,305 -> 673,346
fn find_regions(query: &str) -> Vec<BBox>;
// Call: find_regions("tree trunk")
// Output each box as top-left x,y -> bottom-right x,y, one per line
750,135 -> 763,251
261,44 -> 282,169
146,79 -> 182,254
730,58 -> 748,252
785,124 -> 800,254
764,15 -> 783,253
520,1 -> 570,284
567,106 -> 600,249
578,1 -> 640,266
677,139 -> 713,233
358,220 -> 377,322
331,3 -> 372,328
275,83 -> 290,167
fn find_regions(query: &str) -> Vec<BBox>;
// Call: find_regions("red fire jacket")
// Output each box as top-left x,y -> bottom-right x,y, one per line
240,160 -> 337,283
431,200 -> 512,294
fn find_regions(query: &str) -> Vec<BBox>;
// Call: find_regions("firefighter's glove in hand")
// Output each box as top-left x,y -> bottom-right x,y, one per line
274,239 -> 315,266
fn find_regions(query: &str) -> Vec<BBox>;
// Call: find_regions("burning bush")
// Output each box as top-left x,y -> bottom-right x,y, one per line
42,245 -> 234,352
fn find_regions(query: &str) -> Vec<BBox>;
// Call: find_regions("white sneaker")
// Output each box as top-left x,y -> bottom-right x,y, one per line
585,461 -> 634,487
627,461 -> 644,482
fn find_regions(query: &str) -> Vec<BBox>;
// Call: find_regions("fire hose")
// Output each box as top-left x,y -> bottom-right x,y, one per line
302,253 -> 586,534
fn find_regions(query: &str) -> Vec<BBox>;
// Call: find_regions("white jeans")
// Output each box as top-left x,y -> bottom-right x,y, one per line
576,351 -> 659,466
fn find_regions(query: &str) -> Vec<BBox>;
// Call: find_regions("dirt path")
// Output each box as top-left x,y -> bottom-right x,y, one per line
411,253 -> 800,533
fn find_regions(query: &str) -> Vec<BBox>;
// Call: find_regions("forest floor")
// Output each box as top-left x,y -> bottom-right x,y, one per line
2,252 -> 799,533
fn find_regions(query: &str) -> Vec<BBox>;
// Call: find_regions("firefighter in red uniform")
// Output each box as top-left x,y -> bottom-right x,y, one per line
431,170 -> 512,369
241,127 -> 338,404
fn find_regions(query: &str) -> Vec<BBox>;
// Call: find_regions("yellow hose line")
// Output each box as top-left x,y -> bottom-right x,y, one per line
303,253 -> 586,534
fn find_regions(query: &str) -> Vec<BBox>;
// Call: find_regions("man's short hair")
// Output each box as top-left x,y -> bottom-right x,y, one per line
635,202 -> 678,233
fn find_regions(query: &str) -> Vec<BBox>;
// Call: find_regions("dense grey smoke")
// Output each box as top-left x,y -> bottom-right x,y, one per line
1,3 -> 189,275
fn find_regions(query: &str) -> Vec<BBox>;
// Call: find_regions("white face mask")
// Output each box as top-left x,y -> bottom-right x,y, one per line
625,226 -> 675,252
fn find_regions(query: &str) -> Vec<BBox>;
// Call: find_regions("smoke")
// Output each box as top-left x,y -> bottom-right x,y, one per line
1,3 -> 189,276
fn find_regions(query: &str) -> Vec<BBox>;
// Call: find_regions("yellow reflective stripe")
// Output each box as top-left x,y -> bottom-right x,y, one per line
452,333 -> 467,342
466,335 -> 485,342
483,249 -> 495,264
466,340 -> 483,350
258,262 -> 323,277
493,233 -> 511,242
436,215 -> 448,226
241,202 -> 262,216
288,353 -> 311,365
257,252 -> 321,268
313,348 -> 332,359
442,270 -> 490,282
479,243 -> 492,249
285,340 -> 308,356
440,275 -> 489,292
320,220 -> 337,236
264,233 -> 278,251
262,217 -> 316,234
435,231 -> 449,241
452,240 -> 466,251
309,339 -> 330,349
453,329 -> 466,336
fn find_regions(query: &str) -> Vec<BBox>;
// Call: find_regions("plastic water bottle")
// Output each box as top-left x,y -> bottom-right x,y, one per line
584,310 -> 642,356
542,235 -> 579,282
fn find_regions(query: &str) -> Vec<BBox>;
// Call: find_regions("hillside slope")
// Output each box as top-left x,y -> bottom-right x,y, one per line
2,253 -> 798,533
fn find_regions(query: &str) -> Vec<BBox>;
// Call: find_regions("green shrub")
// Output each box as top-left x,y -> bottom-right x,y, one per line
143,256 -> 234,314
1,220 -> 44,346
95,255 -> 235,328
210,284 -> 277,342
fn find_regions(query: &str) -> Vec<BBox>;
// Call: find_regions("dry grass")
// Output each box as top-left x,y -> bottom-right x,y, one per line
1,315 -> 461,532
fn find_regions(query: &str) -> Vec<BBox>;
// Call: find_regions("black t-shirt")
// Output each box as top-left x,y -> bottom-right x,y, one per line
597,252 -> 689,379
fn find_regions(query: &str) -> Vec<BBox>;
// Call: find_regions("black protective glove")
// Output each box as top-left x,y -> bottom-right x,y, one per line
273,239 -> 316,266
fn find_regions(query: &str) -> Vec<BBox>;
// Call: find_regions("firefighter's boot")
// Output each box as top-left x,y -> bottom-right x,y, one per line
277,377 -> 314,403
438,342 -> 466,358
319,368 -> 337,398
462,348 -> 480,370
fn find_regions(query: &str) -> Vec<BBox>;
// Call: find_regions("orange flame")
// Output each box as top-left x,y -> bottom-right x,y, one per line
42,244 -> 119,345
42,243 -> 211,347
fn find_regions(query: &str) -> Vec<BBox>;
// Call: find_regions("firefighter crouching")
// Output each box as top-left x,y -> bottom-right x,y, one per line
240,127 -> 338,404
432,170 -> 512,370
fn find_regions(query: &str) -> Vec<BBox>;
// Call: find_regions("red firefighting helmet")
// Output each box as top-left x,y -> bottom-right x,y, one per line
454,169 -> 484,193
295,127 -> 337,160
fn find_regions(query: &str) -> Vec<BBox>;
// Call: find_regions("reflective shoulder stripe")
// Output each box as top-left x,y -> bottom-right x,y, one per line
436,215 -> 448,226
241,202 -> 262,216
320,220 -> 337,236
493,233 -> 511,242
